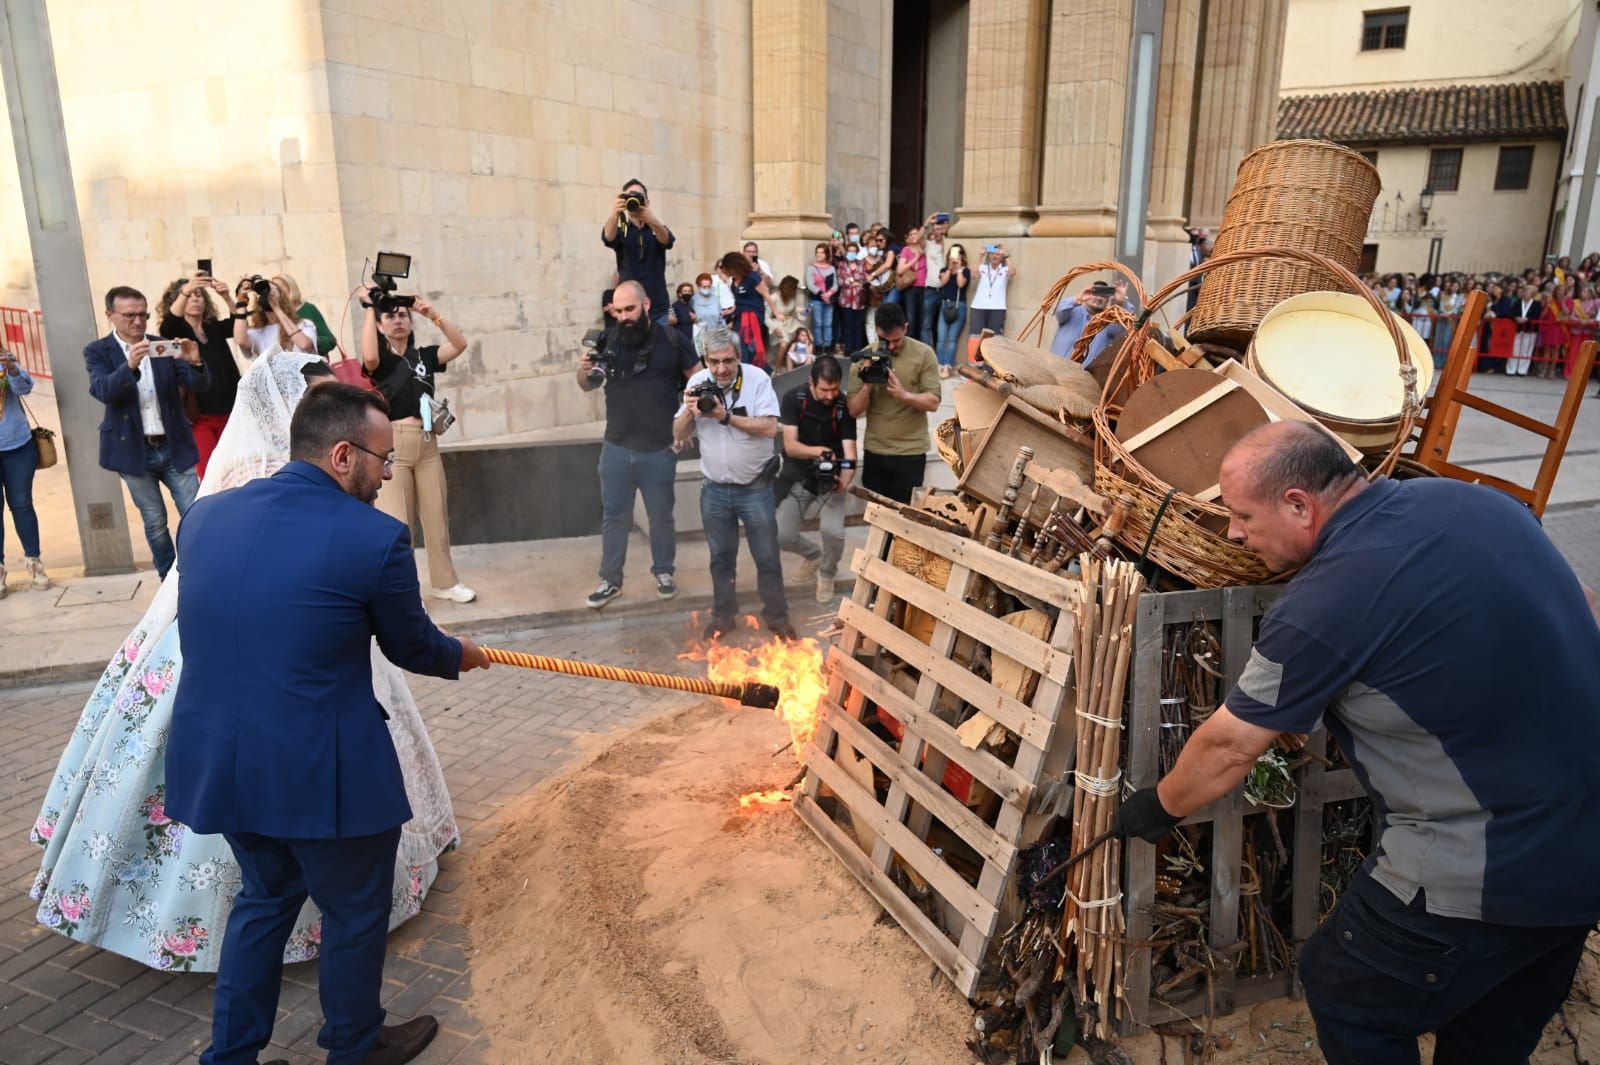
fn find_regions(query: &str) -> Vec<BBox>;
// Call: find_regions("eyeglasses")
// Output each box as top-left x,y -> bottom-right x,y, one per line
114,311 -> 150,320
343,439 -> 395,471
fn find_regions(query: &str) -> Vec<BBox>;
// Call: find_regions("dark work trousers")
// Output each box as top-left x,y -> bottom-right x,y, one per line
202,827 -> 402,1065
861,450 -> 926,505
1300,872 -> 1591,1065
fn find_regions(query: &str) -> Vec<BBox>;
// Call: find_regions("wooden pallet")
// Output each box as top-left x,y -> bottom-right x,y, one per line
795,503 -> 1080,997
1120,586 -> 1365,1030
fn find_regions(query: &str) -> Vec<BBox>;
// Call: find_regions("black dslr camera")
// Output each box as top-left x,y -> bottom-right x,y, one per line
583,327 -> 651,382
371,251 -> 415,312
686,381 -> 723,414
247,275 -> 272,303
850,343 -> 892,385
810,448 -> 839,492
622,189 -> 645,214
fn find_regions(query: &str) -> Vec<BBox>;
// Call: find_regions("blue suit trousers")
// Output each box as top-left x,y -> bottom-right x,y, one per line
201,827 -> 402,1065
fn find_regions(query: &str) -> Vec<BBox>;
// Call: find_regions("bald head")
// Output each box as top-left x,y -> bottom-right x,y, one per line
611,280 -> 649,326
1218,422 -> 1366,572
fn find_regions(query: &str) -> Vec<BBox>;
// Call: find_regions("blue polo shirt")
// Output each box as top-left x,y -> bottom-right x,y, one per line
1226,477 -> 1600,926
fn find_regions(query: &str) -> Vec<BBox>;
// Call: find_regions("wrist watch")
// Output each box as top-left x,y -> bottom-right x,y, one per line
720,409 -> 732,425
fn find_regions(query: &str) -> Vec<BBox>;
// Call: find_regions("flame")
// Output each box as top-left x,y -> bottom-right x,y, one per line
680,614 -> 828,762
737,790 -> 791,808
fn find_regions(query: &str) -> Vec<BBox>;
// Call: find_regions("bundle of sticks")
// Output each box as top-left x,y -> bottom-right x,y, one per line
1061,556 -> 1145,1038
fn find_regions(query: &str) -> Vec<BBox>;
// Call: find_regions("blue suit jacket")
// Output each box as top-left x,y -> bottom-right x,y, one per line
165,462 -> 462,840
84,332 -> 210,475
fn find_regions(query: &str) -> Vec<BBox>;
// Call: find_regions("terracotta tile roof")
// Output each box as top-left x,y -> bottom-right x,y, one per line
1277,81 -> 1567,145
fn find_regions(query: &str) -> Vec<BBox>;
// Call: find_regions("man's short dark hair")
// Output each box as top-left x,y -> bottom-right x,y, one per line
1246,423 -> 1363,502
622,178 -> 647,197
104,286 -> 145,312
874,302 -> 908,334
289,382 -> 390,462
811,354 -> 844,385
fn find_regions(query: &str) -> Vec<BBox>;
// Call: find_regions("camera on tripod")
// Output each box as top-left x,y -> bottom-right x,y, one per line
686,381 -> 724,415
850,344 -> 892,385
371,251 -> 415,312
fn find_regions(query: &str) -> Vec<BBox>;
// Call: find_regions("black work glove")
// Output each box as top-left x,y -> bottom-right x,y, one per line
1113,787 -> 1182,843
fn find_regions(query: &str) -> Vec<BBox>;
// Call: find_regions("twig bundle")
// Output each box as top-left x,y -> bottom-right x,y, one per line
1061,556 -> 1145,1037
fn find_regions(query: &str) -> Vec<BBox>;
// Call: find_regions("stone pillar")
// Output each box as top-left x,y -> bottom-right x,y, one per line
950,0 -> 1049,238
1147,0 -> 1202,243
1029,0 -> 1131,238
744,0 -> 833,241
1187,0 -> 1277,229
1249,0 -> 1288,150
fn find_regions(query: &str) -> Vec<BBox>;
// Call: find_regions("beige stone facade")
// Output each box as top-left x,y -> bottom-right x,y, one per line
5,0 -> 1286,440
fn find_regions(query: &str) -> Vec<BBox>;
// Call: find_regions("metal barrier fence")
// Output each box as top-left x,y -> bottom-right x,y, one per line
1403,312 -> 1600,376
0,306 -> 49,379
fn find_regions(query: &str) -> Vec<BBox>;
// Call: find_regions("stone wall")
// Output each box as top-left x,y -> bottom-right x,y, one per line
826,0 -> 888,229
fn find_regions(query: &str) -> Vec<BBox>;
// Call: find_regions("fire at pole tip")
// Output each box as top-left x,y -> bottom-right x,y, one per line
738,682 -> 782,710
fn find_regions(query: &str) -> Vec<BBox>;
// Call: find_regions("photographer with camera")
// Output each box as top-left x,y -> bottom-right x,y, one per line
845,302 -> 942,505
970,242 -> 1015,338
578,280 -> 700,610
232,275 -> 317,356
775,355 -> 856,605
602,179 -> 675,325
673,326 -> 795,642
358,280 -> 476,604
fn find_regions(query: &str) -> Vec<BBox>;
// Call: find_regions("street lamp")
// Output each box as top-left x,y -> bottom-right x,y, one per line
1419,185 -> 1435,227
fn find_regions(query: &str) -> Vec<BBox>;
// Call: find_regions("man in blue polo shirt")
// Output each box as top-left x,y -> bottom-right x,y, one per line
1114,421 -> 1600,1065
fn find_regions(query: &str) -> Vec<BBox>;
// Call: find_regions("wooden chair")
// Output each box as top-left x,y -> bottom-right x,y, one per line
1410,289 -> 1596,516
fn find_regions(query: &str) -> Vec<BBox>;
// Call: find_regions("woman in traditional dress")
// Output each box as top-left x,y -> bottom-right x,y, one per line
28,349 -> 458,972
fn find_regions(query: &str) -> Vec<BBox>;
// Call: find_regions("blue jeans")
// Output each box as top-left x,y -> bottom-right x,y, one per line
598,440 -> 678,586
119,440 -> 199,579
0,437 -> 41,563
935,301 -> 968,367
1300,873 -> 1591,1065
918,287 -> 942,344
204,828 -> 400,1065
700,479 -> 788,627
811,300 -> 834,349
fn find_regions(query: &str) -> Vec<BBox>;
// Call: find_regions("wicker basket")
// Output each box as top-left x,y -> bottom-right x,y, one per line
1188,140 -> 1381,349
1093,246 -> 1417,589
889,539 -> 954,589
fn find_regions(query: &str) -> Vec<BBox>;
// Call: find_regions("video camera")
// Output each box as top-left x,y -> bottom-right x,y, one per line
810,448 -> 839,492
849,343 -> 892,385
686,380 -> 724,415
371,251 -> 415,312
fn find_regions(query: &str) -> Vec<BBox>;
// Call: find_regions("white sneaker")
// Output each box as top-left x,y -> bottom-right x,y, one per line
430,583 -> 476,604
790,558 -> 819,586
25,557 -> 49,590
816,570 -> 836,605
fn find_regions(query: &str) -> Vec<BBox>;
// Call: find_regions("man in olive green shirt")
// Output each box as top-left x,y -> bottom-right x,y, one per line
845,302 -> 942,503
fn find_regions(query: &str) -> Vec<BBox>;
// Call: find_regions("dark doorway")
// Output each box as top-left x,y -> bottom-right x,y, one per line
1359,243 -> 1379,274
888,3 -> 931,235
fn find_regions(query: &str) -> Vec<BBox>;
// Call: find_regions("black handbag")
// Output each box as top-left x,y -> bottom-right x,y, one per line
941,299 -> 961,325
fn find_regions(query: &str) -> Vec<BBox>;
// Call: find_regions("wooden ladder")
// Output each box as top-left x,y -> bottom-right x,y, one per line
1410,289 -> 1595,517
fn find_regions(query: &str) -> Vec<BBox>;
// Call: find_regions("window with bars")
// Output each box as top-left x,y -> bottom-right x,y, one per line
1427,148 -> 1463,192
1495,146 -> 1534,190
1361,8 -> 1409,50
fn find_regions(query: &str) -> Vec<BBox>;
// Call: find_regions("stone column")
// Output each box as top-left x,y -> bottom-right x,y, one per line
950,0 -> 1049,237
744,0 -> 833,241
1186,0 -> 1286,229
1029,0 -> 1131,238
1147,0 -> 1202,243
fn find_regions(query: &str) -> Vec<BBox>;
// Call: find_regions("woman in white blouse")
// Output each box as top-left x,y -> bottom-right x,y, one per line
232,275 -> 318,356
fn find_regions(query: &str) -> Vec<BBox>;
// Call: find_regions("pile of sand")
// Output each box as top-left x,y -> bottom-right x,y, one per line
461,700 -> 1600,1065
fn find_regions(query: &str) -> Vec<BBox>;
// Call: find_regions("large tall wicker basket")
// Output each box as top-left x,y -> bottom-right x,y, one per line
1188,140 -> 1381,349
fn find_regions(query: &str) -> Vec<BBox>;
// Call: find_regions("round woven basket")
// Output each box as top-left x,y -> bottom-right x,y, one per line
1188,140 -> 1381,349
1093,246 -> 1418,589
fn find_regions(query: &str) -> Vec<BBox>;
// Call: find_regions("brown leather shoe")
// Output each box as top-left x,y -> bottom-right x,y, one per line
359,1016 -> 439,1065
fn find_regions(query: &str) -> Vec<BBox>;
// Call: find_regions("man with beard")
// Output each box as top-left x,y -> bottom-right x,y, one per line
577,280 -> 700,609
1113,422 -> 1600,1065
168,382 -> 490,1065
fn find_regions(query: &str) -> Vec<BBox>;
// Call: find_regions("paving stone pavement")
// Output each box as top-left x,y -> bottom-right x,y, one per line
0,613 -> 735,1065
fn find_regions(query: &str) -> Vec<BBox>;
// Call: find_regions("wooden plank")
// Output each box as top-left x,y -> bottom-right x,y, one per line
857,554 -> 1071,685
793,794 -> 981,997
1417,461 -> 1536,506
1208,586 -> 1256,1014
1118,378 -> 1239,453
867,504 -> 1080,610
840,597 -> 1056,749
827,704 -> 1017,870
1450,392 -> 1558,439
803,740 -> 999,937
828,651 -> 1031,805
1304,767 -> 1365,804
1290,730 -> 1329,997
1121,592 -> 1167,1030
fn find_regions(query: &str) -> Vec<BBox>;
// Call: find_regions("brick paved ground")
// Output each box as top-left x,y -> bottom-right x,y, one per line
0,613 -> 721,1065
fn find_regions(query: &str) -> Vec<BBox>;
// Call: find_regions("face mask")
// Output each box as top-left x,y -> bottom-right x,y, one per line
699,285 -> 712,295
847,251 -> 859,262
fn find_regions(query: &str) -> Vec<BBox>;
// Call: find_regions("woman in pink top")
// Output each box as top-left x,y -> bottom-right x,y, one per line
806,244 -> 838,350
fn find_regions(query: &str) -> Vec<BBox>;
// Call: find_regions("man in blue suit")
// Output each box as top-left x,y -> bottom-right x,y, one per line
84,285 -> 212,578
167,382 -> 490,1065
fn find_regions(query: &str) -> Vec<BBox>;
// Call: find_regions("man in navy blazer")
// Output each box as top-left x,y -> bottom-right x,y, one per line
85,285 -> 212,578
167,382 -> 490,1065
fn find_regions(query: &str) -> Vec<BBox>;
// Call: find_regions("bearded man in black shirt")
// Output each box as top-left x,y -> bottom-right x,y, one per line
577,281 -> 699,609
